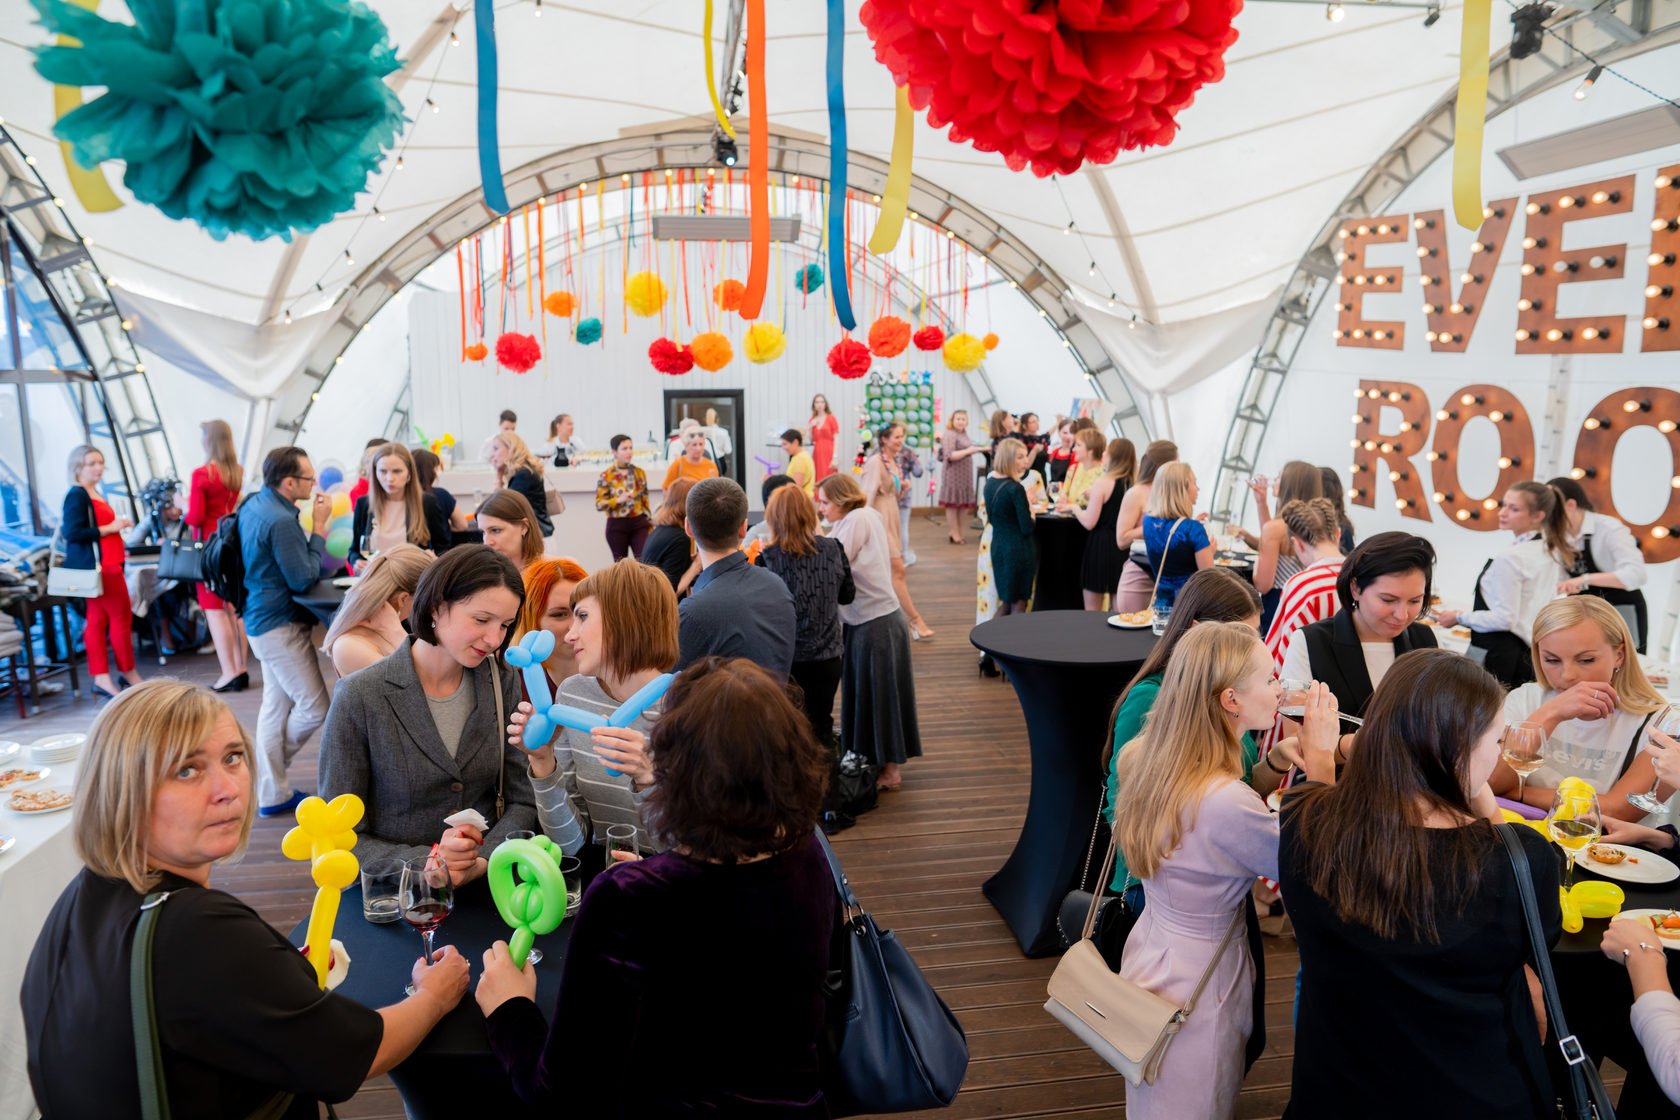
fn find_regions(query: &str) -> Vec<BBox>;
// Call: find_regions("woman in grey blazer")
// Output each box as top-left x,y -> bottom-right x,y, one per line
320,546 -> 537,885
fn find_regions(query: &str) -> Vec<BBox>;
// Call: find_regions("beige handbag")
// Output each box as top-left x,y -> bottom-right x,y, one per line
1043,826 -> 1244,1086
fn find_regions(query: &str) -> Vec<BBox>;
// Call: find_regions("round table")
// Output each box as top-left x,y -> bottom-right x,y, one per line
970,612 -> 1157,956
293,579 -> 347,627
1030,513 -> 1088,613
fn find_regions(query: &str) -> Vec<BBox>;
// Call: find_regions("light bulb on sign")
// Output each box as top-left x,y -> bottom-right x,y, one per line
1484,498 -> 1500,510
1456,508 -> 1472,521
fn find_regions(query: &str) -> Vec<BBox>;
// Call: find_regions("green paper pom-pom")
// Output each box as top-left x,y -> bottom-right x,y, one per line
575,317 -> 603,345
30,0 -> 407,242
795,263 -> 824,294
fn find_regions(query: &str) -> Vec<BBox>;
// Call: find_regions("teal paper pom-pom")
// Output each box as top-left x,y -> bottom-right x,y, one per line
575,317 -> 603,345
796,263 -> 825,294
29,0 -> 405,241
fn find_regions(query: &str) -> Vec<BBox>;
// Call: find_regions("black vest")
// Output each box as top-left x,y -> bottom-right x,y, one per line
1298,609 -> 1439,721
1570,532 -> 1649,654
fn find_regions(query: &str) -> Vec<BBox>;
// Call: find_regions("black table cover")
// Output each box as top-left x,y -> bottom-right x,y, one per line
293,579 -> 346,627
1030,513 -> 1088,612
970,611 -> 1157,956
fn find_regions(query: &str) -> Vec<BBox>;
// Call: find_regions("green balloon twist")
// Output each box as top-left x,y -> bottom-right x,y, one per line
487,837 -> 567,970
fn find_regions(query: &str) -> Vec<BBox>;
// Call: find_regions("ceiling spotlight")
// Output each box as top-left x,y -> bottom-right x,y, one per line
1326,3 -> 1344,21
712,132 -> 738,168
284,309 -> 293,325
426,98 -> 439,114
1423,3 -> 1441,27
344,250 -> 355,267
1573,65 -> 1602,100
1509,3 -> 1552,60
1088,261 -> 1097,277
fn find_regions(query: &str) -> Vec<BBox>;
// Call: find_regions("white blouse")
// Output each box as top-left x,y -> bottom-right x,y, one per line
1571,511 -> 1647,590
1504,683 -> 1654,796
1280,633 -> 1395,695
828,507 -> 899,626
1460,533 -> 1563,644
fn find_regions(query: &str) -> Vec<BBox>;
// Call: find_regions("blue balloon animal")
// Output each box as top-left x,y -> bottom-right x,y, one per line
505,631 -> 675,777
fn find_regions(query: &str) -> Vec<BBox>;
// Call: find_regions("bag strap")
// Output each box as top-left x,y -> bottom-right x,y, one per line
133,891 -> 174,1120
814,830 -> 863,924
491,655 -> 506,822
1149,518 -> 1185,606
1620,710 -> 1658,784
1494,823 -> 1616,1120
1075,786 -> 1107,896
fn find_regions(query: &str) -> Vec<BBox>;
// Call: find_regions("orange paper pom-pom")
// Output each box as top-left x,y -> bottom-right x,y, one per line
868,316 -> 911,357
983,332 -> 999,350
544,291 -> 576,317
713,279 -> 746,311
649,338 -> 695,375
495,332 -> 542,373
464,342 -> 488,361
689,331 -> 734,372
912,325 -> 945,352
828,338 -> 873,380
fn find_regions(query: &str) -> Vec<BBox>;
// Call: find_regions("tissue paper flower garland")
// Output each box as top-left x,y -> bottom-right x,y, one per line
912,325 -> 945,352
942,332 -> 986,372
575,318 -> 603,345
828,338 -> 872,379
496,333 -> 541,373
29,0 -> 406,241
690,332 -> 734,371
465,342 -> 490,361
713,279 -> 746,311
858,0 -> 1241,176
544,291 -> 576,317
649,338 -> 695,375
743,322 -> 788,364
868,316 -> 911,357
796,263 -> 825,295
625,271 -> 668,317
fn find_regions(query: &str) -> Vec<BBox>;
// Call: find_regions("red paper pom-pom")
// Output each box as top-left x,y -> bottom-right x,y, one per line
464,342 -> 489,361
868,316 -> 912,357
495,332 -> 542,373
912,325 -> 945,352
860,0 -> 1241,175
827,338 -> 873,380
713,279 -> 746,311
649,337 -> 695,376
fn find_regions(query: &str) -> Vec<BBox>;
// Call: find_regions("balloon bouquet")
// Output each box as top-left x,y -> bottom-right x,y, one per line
296,460 -> 355,575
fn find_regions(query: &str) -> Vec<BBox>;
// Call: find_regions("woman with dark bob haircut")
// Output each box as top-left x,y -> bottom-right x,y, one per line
477,657 -> 837,1114
320,545 -> 536,886
1280,650 -> 1557,1118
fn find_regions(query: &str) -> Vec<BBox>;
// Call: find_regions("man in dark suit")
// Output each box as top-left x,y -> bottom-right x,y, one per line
675,478 -> 796,679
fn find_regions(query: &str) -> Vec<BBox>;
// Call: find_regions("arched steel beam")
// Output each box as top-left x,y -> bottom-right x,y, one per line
264,126 -> 1152,454
1209,1 -> 1680,525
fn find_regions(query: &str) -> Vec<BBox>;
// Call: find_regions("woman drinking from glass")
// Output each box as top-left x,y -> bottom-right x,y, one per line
1232,460 -> 1322,634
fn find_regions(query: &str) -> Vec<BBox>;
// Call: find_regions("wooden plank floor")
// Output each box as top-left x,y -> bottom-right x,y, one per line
5,516 -> 1311,1118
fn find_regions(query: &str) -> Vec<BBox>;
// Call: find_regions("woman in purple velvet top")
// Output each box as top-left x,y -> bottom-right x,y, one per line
476,656 -> 837,1115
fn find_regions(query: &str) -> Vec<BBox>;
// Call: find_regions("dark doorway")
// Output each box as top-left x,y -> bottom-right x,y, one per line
663,389 -> 745,489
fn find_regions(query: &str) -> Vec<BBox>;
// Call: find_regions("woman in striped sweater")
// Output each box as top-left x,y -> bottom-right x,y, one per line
1260,499 -> 1346,759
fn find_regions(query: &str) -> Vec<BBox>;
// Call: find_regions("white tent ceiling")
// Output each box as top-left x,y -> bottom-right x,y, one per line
0,0 -> 1510,347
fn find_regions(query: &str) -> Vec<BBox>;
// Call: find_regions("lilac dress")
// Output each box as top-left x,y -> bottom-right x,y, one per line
1120,778 -> 1277,1120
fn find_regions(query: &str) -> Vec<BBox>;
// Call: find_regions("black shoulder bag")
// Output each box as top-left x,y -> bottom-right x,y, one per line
1493,824 -> 1617,1120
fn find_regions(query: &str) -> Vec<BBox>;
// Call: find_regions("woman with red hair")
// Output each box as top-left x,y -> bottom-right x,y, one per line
516,557 -> 589,694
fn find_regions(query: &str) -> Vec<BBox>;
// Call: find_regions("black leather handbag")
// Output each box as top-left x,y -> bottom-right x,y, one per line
816,833 -> 968,1115
155,529 -> 205,583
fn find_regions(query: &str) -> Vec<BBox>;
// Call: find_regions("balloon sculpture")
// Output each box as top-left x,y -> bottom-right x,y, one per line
505,631 -> 676,776
282,794 -> 363,990
488,835 -> 568,970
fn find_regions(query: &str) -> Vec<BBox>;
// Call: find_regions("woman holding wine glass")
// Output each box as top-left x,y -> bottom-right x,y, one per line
347,443 -> 450,570
1489,596 -> 1671,821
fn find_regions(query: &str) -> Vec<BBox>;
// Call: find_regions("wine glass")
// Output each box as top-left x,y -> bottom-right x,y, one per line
401,853 -> 454,995
1277,678 -> 1313,720
505,831 -> 543,964
1628,704 -> 1680,813
1501,722 -> 1546,801
358,531 -> 380,568
1547,785 -> 1602,890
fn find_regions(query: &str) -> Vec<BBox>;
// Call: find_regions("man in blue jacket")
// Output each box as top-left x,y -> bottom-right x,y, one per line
242,446 -> 334,815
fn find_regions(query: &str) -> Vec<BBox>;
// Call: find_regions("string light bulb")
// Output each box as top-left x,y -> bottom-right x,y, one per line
344,249 -> 354,267
284,309 -> 293,325
450,30 -> 459,46
1573,65 -> 1602,99
426,98 -> 439,114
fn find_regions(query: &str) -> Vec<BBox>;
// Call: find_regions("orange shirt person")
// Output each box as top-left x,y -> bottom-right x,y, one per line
662,432 -> 719,490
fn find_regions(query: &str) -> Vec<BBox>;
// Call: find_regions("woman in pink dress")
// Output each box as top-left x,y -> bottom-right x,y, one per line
809,394 -> 840,482
1109,621 -> 1339,1119
184,420 -> 248,691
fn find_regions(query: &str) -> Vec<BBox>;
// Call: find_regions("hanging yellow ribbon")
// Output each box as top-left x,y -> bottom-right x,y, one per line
51,0 -> 123,213
1452,0 -> 1493,231
702,0 -> 737,140
868,86 -> 914,254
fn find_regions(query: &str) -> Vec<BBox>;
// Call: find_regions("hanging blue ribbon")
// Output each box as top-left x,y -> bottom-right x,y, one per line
476,0 -> 509,214
825,0 -> 855,331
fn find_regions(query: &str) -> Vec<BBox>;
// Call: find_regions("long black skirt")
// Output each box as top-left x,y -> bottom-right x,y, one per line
840,610 -> 923,767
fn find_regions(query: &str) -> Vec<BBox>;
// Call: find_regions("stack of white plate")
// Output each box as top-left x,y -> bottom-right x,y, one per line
30,733 -> 86,765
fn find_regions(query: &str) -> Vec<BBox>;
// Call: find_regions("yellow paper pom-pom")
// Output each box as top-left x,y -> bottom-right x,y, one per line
743,322 -> 788,364
982,332 -> 1000,350
543,291 -> 576,317
942,332 -> 987,372
625,271 -> 668,318
690,331 -> 734,372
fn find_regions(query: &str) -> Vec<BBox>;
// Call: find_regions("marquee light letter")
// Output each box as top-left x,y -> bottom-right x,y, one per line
1430,385 -> 1534,531
1644,163 -> 1680,354
1334,216 -> 1407,350
1412,201 -> 1515,353
1348,380 -> 1429,519
1571,386 -> 1680,563
1515,176 -> 1633,355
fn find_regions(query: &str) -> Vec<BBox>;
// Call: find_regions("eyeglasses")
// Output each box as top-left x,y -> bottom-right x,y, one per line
292,473 -> 316,485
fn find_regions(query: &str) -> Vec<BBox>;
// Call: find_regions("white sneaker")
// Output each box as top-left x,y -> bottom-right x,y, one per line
903,551 -> 918,566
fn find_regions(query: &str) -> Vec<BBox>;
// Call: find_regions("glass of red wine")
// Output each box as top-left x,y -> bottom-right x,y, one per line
401,852 -> 454,996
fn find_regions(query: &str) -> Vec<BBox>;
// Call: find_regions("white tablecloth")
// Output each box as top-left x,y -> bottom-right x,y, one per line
0,761 -> 81,1120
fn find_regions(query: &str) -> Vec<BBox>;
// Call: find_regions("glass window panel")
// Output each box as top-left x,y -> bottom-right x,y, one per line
6,232 -> 84,372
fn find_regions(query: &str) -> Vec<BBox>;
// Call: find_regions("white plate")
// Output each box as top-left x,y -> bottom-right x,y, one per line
1572,844 -> 1680,885
0,835 -> 14,856
0,741 -> 20,764
332,576 -> 360,589
1266,790 -> 1282,813
30,733 -> 85,757
1107,613 -> 1153,630
1613,909 -> 1680,949
5,789 -> 74,815
0,767 -> 50,791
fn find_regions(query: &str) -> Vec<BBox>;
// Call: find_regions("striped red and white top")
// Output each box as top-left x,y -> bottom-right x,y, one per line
1260,557 -> 1345,763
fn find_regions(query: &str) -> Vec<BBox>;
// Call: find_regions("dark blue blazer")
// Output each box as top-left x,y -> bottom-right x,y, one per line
59,487 -> 106,571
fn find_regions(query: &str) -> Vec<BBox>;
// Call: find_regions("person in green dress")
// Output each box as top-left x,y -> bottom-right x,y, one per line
982,438 -> 1038,615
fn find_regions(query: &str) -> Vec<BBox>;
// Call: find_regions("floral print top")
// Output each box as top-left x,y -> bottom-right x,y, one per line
595,464 -> 650,519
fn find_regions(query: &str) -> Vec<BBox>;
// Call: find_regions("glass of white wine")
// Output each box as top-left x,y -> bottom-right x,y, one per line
1547,785 -> 1602,890
1627,704 -> 1680,813
1501,721 -> 1546,801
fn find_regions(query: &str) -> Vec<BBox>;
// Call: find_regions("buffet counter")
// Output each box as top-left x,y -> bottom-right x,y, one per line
439,461 -> 665,572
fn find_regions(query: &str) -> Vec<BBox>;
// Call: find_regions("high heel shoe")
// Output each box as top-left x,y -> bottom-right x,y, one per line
90,683 -> 119,701
212,672 -> 249,694
978,655 -> 1000,678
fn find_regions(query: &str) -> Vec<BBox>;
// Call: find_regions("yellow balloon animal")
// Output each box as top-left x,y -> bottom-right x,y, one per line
282,794 -> 363,989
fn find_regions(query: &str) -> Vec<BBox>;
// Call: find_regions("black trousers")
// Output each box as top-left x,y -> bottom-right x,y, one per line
791,656 -> 842,744
605,514 -> 651,561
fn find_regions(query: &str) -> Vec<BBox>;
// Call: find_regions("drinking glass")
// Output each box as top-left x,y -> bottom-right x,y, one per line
505,831 -> 543,964
1628,704 -> 1680,812
1276,678 -> 1313,720
560,855 -> 583,915
360,857 -> 404,924
604,824 -> 637,866
401,853 -> 454,995
1501,721 -> 1546,801
1547,786 -> 1602,890
358,532 -> 380,566
1151,598 -> 1173,637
